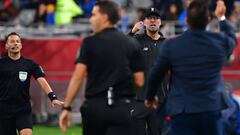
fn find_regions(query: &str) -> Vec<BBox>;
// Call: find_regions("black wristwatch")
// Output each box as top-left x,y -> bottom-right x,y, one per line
62,106 -> 72,111
47,92 -> 58,101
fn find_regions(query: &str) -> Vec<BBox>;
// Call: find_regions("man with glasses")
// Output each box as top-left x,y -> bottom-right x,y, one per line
129,8 -> 168,135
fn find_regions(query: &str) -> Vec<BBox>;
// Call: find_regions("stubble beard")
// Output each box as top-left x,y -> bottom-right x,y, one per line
147,25 -> 159,34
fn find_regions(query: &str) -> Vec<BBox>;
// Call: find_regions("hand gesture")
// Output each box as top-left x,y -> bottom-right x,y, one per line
215,0 -> 226,20
51,99 -> 64,107
59,110 -> 72,133
144,96 -> 159,109
131,21 -> 144,33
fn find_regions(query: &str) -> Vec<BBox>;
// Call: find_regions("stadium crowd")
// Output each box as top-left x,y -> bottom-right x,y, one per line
0,0 -> 240,36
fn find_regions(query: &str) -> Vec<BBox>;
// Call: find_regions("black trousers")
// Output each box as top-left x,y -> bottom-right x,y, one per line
170,111 -> 223,135
80,97 -> 134,135
131,100 -> 166,135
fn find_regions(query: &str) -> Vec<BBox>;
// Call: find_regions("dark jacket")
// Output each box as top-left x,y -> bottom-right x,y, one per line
146,20 -> 237,115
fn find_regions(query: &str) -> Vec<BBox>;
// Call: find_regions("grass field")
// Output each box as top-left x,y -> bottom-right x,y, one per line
33,125 -> 82,135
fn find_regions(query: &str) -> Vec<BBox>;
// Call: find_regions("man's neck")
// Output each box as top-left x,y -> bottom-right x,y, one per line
189,26 -> 206,30
146,30 -> 160,40
97,23 -> 115,33
8,53 -> 21,60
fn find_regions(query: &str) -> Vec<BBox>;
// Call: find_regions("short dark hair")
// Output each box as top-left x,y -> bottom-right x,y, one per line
94,1 -> 120,25
187,0 -> 210,29
5,32 -> 21,42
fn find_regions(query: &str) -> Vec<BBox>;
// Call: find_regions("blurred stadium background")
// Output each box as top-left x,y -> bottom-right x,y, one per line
0,0 -> 240,134
34,125 -> 82,135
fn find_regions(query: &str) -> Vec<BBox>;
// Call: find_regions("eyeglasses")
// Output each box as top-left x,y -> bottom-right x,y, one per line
146,16 -> 160,20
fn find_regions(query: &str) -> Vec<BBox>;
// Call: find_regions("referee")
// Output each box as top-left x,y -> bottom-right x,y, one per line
0,32 -> 63,135
59,1 -> 144,135
128,8 -> 168,135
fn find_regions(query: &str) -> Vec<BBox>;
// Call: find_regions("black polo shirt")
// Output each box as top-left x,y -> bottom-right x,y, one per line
75,28 -> 144,98
0,56 -> 45,103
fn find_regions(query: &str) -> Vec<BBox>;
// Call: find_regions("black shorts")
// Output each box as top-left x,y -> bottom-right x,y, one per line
0,102 -> 32,135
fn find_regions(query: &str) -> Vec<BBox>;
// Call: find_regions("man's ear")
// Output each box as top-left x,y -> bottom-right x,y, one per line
102,14 -> 108,24
208,16 -> 211,23
5,43 -> 9,50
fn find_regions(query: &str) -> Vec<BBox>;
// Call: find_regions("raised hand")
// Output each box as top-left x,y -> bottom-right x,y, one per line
131,21 -> 144,33
215,0 -> 226,20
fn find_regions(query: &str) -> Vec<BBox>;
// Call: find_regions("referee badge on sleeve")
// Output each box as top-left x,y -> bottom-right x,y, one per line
19,71 -> 28,82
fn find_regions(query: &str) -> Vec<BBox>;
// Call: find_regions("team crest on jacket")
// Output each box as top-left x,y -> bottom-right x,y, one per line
19,71 -> 28,82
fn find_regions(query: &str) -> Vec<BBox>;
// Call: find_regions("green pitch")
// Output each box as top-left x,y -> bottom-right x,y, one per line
33,125 -> 82,135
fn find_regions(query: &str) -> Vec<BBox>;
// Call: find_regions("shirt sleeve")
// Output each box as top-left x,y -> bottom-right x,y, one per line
220,20 -> 237,55
74,38 -> 89,65
128,30 -> 135,37
32,62 -> 45,79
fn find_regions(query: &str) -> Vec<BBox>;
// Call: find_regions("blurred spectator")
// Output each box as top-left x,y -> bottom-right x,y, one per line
9,0 -> 39,26
46,3 -> 55,25
117,6 -> 130,33
75,0 -> 95,18
131,0 -> 152,9
229,1 -> 240,32
162,2 -> 180,21
34,0 -> 56,25
55,0 -> 83,25
177,0 -> 193,32
135,8 -> 146,22
153,0 -> 183,18
161,2 -> 181,37
234,1 -> 240,14
152,0 -> 169,16
108,0 -> 129,8
0,0 -> 19,22
19,0 -> 38,9
0,0 -> 11,9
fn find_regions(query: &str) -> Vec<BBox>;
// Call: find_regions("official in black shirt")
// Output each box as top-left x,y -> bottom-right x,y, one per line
128,8 -> 168,135
59,1 -> 144,135
0,32 -> 63,135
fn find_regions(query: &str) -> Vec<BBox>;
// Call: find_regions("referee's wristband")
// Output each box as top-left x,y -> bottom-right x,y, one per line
47,92 -> 58,102
62,106 -> 72,111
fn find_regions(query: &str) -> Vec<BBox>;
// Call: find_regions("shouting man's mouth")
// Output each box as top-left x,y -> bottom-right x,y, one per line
11,46 -> 18,50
